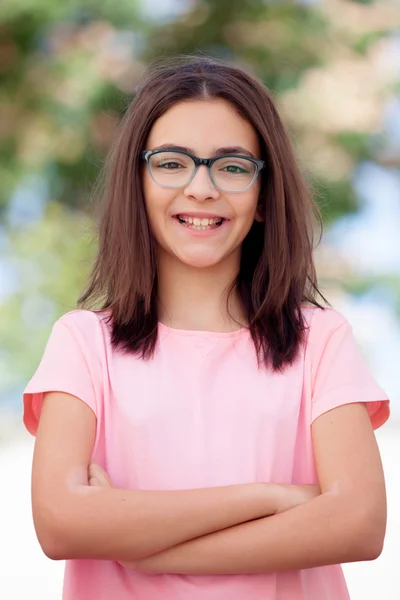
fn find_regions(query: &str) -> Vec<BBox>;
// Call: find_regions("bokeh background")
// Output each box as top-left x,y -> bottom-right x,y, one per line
0,0 -> 399,598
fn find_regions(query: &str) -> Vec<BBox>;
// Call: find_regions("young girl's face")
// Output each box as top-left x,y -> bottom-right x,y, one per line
142,98 -> 262,271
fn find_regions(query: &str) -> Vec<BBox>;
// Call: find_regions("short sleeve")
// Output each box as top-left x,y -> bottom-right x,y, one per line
23,316 -> 98,436
311,318 -> 390,430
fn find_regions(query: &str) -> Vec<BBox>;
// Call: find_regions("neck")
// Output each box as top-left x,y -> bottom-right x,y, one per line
157,251 -> 246,332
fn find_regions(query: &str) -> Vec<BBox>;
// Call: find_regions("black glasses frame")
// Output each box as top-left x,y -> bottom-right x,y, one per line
140,149 -> 266,192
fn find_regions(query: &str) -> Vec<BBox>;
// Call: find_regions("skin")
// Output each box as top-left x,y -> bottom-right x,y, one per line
144,98 -> 262,270
89,403 -> 386,575
31,98 -> 387,572
87,462 -> 320,572
143,98 -> 263,331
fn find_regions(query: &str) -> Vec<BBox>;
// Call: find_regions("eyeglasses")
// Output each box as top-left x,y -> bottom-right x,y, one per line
140,149 -> 265,193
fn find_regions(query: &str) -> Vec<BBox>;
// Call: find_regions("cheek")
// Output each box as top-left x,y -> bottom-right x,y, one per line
143,184 -> 175,236
234,193 -> 259,226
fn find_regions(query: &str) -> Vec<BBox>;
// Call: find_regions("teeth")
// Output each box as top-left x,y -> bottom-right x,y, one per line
178,215 -> 222,227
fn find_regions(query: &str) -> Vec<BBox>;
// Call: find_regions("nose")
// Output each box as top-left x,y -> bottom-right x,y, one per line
183,165 -> 220,202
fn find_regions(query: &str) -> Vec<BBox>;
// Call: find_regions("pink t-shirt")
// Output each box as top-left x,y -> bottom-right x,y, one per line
23,306 -> 390,600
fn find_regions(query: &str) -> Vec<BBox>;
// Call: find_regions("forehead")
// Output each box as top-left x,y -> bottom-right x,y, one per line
146,98 -> 260,155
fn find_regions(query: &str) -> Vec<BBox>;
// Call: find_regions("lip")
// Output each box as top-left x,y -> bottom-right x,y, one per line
173,212 -> 229,220
172,215 -> 230,237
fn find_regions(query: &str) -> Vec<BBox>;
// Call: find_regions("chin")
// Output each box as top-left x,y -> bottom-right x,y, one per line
176,251 -> 224,269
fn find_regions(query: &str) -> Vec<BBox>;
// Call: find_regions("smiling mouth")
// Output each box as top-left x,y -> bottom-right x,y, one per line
175,215 -> 225,231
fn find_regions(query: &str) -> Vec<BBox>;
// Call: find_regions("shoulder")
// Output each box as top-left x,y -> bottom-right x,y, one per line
302,305 -> 349,335
57,308 -> 111,329
54,308 -> 112,353
301,306 -> 351,353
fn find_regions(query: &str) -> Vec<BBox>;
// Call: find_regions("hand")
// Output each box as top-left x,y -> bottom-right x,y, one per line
88,462 -> 113,488
88,463 -> 140,571
274,484 -> 320,513
87,466 -> 319,513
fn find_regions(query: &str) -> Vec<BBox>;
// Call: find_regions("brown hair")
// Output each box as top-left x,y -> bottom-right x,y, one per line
79,56 -> 327,371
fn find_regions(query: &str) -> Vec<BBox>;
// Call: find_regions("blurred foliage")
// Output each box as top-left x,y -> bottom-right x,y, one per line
0,0 -> 146,213
0,202 -> 96,389
343,275 -> 400,314
0,0 -> 399,398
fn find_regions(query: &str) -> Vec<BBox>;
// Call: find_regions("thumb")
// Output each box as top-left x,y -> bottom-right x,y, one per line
88,462 -> 113,487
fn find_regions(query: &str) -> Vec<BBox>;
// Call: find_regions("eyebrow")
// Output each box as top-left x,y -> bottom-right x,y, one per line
151,144 -> 255,158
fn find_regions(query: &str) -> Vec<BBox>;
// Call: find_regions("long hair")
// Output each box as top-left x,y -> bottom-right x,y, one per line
79,56 -> 327,371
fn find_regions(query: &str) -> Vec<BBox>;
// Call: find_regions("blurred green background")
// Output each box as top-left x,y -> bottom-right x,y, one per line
1,0 -> 399,415
1,2 -> 400,598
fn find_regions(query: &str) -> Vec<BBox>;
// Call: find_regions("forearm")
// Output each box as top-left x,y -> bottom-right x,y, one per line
132,491 -> 383,574
40,482 -> 280,561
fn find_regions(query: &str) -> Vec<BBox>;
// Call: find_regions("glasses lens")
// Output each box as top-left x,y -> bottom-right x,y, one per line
148,151 -> 195,187
211,156 -> 256,191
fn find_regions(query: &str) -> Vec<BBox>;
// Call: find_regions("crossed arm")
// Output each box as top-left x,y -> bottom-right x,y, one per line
31,392 -> 387,574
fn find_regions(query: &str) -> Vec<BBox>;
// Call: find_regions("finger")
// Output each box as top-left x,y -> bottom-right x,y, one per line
88,462 -> 113,487
88,462 -> 107,478
89,476 -> 103,487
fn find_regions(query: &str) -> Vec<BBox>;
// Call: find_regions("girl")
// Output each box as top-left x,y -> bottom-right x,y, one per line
23,57 -> 390,599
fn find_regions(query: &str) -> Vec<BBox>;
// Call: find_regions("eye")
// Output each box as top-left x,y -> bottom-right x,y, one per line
223,164 -> 248,174
158,161 -> 184,169
150,151 -> 192,170
214,156 -> 254,175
